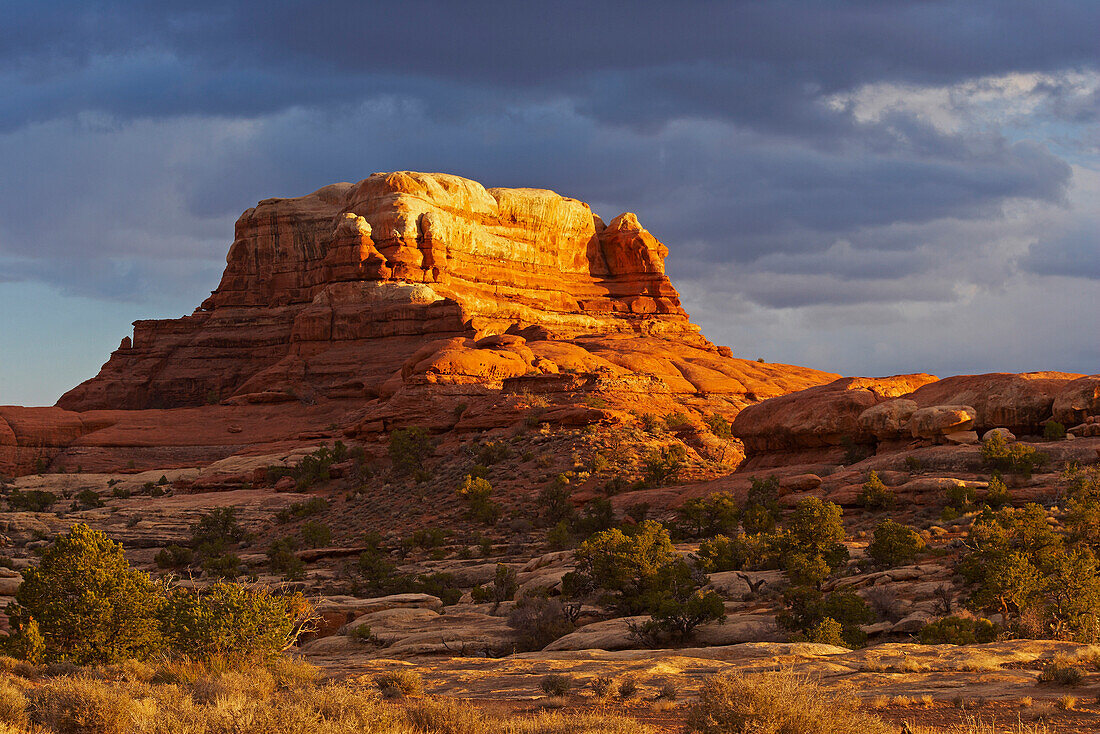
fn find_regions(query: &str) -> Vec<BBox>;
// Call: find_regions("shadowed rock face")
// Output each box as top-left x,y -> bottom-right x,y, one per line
57,172 -> 722,412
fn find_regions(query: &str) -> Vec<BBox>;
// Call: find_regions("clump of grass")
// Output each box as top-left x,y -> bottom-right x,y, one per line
655,681 -> 678,701
590,676 -> 615,699
616,676 -> 638,700
685,671 -> 892,734
539,674 -> 573,697
1037,658 -> 1085,686
373,669 -> 424,698
1056,694 -> 1077,710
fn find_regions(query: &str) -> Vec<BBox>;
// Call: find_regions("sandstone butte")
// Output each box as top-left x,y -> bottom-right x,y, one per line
2,171 -> 839,478
3,171 -> 1097,480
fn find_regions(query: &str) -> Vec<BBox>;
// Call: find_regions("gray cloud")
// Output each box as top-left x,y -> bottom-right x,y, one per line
0,0 -> 1098,403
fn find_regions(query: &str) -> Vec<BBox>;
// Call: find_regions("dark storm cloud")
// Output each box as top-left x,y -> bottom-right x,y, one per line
2,1 -> 1098,132
1021,229 -> 1100,279
1,0 -> 1098,394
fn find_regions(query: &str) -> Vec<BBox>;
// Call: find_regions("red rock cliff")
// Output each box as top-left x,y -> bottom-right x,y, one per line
58,172 -> 832,412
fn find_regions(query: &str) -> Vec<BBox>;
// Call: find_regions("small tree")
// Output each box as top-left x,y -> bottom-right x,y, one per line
676,492 -> 739,539
866,520 -> 925,568
777,498 -> 849,587
642,445 -> 688,487
776,586 -> 872,649
456,475 -> 502,525
741,477 -> 781,534
857,472 -> 895,510
6,524 -> 166,664
160,581 -> 313,659
389,427 -> 434,479
507,595 -> 576,651
537,475 -> 576,527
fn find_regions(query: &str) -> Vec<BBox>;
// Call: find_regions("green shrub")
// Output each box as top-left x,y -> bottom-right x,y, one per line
546,520 -> 573,550
201,552 -> 242,579
160,581 -> 312,659
919,616 -> 997,645
73,489 -> 103,509
984,473 -> 1012,509
266,443 -> 349,490
694,534 -> 775,573
6,489 -> 56,512
741,477 -> 781,534
959,504 -> 1100,640
537,476 -> 576,527
981,433 -> 1049,478
904,456 -> 924,474
409,572 -> 461,607
456,475 -> 502,525
945,483 -> 976,514
470,564 -> 517,606
350,623 -> 378,644
570,521 -> 725,640
5,524 -> 166,664
574,497 -> 615,538
642,444 -> 688,487
388,427 -> 434,479
191,507 -> 247,556
154,544 -> 193,570
301,520 -> 331,548
776,586 -> 872,649
676,492 -> 739,539
857,472 -> 895,510
275,497 -> 329,524
866,520 -> 925,568
704,414 -> 733,439
539,674 -> 573,697
111,486 -> 132,499
776,497 -> 848,587
472,440 -> 511,466
1044,421 -> 1067,441
267,538 -> 305,580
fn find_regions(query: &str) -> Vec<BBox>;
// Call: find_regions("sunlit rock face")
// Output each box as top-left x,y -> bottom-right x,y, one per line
57,171 -> 833,413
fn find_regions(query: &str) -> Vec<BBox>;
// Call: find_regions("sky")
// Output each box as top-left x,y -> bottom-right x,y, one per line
1,1 -> 1097,406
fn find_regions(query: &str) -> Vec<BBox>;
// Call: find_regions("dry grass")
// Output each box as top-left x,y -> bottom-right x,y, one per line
0,658 -> 657,734
685,670 -> 893,734
906,714 -> 1051,733
1055,694 -> 1077,710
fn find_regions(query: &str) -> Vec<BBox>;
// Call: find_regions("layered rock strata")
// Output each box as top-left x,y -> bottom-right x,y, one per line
2,172 -> 839,476
58,173 -> 717,411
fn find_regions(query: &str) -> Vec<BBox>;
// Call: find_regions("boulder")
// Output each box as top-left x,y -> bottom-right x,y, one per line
1053,376 -> 1100,426
732,374 -> 938,454
858,399 -> 919,440
982,428 -> 1016,442
907,372 -> 1082,435
779,474 -> 822,492
909,405 -> 976,438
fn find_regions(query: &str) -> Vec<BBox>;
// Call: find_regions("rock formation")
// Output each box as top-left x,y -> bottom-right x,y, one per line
732,370 -> 1100,465
58,173 -> 714,411
3,172 -> 838,476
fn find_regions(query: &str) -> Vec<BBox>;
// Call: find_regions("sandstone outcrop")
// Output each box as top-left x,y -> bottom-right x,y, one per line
0,172 -> 839,477
732,370 -> 1099,465
730,375 -> 937,456
60,172 -> 832,413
